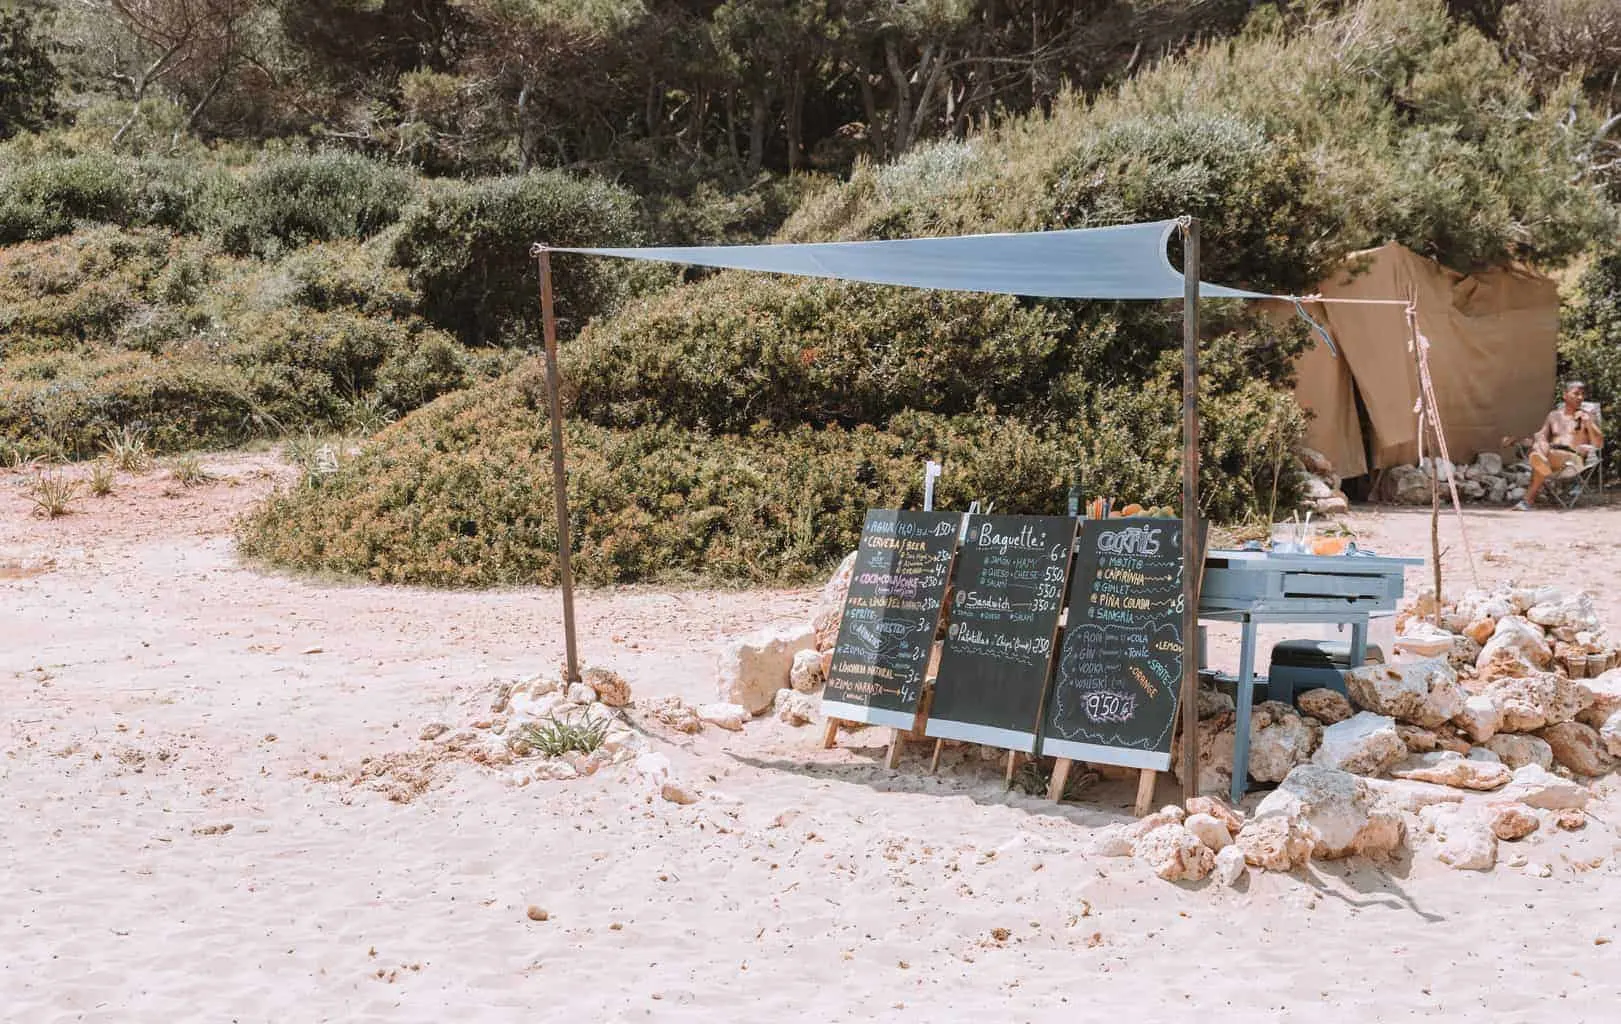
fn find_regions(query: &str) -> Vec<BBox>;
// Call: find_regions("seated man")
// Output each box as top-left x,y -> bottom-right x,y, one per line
1513,380 -> 1602,510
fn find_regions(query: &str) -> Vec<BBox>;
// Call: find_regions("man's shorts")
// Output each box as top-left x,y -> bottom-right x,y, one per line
1530,448 -> 1582,478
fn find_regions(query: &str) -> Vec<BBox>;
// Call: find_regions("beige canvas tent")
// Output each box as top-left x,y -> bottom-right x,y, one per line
1289,243 -> 1559,478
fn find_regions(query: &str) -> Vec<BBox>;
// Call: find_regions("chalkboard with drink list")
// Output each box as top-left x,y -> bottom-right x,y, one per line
1040,518 -> 1188,770
820,510 -> 961,730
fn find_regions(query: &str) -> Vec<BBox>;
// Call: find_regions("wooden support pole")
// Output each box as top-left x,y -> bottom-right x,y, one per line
821,719 -> 841,749
536,247 -> 581,683
1047,757 -> 1073,802
929,739 -> 944,774
1005,750 -> 1019,789
1179,217 -> 1202,806
1135,769 -> 1158,817
884,729 -> 905,769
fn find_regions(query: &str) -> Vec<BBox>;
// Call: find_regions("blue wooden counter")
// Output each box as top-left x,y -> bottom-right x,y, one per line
1198,549 -> 1424,803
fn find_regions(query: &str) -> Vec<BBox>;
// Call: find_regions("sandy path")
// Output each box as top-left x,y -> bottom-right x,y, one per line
4,456 -> 1620,1022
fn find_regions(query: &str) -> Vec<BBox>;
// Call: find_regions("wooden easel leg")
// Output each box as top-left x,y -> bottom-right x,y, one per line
821,719 -> 841,749
1047,758 -> 1073,802
1133,769 -> 1158,817
1005,750 -> 1020,789
929,739 -> 944,774
884,729 -> 905,769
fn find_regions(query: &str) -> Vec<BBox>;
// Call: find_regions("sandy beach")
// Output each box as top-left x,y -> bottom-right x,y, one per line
4,453 -> 1621,1023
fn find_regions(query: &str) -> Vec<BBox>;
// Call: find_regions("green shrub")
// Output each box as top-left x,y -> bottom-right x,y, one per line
389,171 -> 648,346
1559,244 -> 1621,473
0,155 -> 225,243
237,340 -> 1308,588
211,152 -> 413,258
566,275 -> 1071,431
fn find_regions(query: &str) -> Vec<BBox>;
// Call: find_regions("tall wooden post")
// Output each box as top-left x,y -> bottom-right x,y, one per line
536,247 -> 581,683
1179,219 -> 1202,805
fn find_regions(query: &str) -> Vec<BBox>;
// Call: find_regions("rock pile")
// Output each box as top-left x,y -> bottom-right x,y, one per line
1154,582 -> 1621,879
1382,452 -> 1534,506
1296,448 -> 1350,515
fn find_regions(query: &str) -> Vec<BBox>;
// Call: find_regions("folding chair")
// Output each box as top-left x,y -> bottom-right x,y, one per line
1547,401 -> 1604,508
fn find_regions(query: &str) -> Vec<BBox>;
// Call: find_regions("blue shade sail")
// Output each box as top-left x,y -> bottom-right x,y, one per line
546,219 -> 1271,300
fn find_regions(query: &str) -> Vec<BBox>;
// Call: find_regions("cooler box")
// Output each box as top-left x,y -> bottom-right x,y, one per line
1267,639 -> 1385,699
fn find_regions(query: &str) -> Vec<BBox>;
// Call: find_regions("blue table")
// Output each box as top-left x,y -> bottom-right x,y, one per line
1198,550 -> 1424,803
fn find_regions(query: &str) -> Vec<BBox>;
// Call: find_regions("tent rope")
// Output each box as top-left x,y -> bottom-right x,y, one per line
1408,303 -> 1482,590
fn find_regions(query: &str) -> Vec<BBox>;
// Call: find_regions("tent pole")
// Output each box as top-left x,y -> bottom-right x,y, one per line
536,247 -> 582,684
1180,218 -> 1202,806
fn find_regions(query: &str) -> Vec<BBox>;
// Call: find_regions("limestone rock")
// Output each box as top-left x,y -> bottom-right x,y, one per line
811,551 -> 859,652
1476,452 -> 1504,475
1483,733 -> 1554,770
1235,815 -> 1315,871
1468,746 -> 1501,763
1555,808 -> 1587,830
1388,464 -> 1431,504
1428,808 -> 1498,870
565,682 -> 597,705
789,649 -> 826,693
1487,802 -> 1540,841
774,688 -> 820,726
1499,763 -> 1590,810
1346,658 -> 1464,728
696,702 -> 747,732
660,781 -> 701,805
1453,694 -> 1502,744
1184,813 -> 1233,851
1480,672 -> 1591,732
1133,824 -> 1215,882
1433,726 -> 1474,755
1171,711 -> 1237,796
1578,670 -> 1621,728
1477,616 -> 1553,671
1364,778 -> 1466,815
507,677 -> 566,719
1391,751 -> 1511,791
1128,807 -> 1186,840
1213,845 -> 1247,886
1297,688 -> 1353,725
1526,593 -> 1599,631
1397,724 -> 1440,753
1249,701 -> 1322,783
1463,618 -> 1497,646
582,668 -> 632,708
532,759 -> 580,782
1312,712 -> 1406,776
1087,824 -> 1136,858
1185,796 -> 1245,836
1535,720 -> 1613,777
1448,634 -> 1483,672
715,624 -> 818,715
1602,709 -> 1621,759
1252,765 -> 1404,860
647,696 -> 704,734
1197,687 -> 1235,718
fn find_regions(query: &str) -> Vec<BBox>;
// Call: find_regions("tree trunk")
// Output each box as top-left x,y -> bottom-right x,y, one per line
747,89 -> 768,174
883,37 -> 912,157
859,60 -> 885,163
516,80 -> 534,173
786,67 -> 803,172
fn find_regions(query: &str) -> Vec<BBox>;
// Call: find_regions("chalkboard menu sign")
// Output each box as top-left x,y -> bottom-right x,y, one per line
1040,518 -> 1187,770
925,514 -> 1076,753
821,510 -> 961,730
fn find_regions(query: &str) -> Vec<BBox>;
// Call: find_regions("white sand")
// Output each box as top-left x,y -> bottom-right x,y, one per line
4,455 -> 1620,1022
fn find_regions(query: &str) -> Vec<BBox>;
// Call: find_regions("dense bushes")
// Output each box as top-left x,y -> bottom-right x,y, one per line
566,277 -> 1072,431
389,171 -> 650,346
0,228 -> 486,459
213,153 -> 414,258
